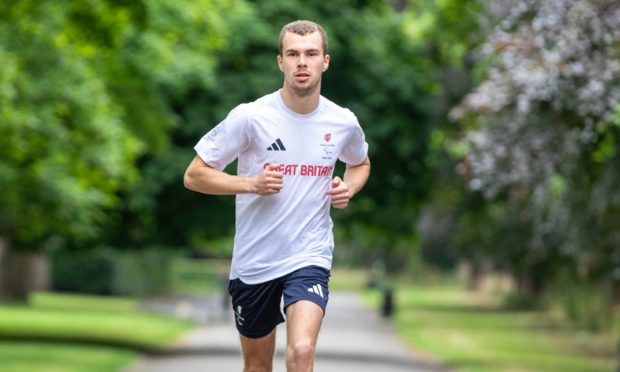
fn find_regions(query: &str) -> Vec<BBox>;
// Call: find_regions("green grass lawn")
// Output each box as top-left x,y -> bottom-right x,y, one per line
0,292 -> 193,372
0,341 -> 135,372
29,292 -> 137,313
365,284 -> 616,372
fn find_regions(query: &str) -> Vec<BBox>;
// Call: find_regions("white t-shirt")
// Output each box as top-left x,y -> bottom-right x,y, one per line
194,90 -> 368,284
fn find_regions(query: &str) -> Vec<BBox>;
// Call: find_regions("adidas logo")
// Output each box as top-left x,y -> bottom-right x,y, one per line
307,284 -> 324,298
267,138 -> 287,151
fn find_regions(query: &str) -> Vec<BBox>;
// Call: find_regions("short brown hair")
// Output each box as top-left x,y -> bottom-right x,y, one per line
278,20 -> 328,56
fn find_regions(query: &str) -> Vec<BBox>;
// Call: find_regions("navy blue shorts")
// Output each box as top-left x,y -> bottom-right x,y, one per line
228,265 -> 330,339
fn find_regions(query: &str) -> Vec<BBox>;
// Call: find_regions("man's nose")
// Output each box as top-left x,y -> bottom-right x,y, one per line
298,54 -> 307,66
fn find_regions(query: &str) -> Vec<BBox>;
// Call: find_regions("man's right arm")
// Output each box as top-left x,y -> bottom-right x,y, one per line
183,156 -> 283,196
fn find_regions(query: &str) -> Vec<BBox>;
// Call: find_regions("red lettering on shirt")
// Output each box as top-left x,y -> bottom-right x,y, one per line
263,163 -> 331,177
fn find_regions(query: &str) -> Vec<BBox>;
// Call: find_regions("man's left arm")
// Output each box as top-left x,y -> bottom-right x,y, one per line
326,156 -> 371,209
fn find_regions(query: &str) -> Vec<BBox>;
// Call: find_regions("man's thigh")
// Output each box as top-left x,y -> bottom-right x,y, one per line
285,299 -> 325,345
282,265 -> 330,342
239,328 -> 277,370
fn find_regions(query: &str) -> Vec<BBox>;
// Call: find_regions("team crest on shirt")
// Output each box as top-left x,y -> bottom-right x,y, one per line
321,133 -> 335,160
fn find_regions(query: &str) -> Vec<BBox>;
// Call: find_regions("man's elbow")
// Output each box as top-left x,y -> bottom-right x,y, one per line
352,156 -> 371,170
183,170 -> 197,191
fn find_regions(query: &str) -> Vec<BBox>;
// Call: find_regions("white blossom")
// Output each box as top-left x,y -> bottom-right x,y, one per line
452,0 -> 620,256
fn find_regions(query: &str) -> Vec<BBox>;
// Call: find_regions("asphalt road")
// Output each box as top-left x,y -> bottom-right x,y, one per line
125,291 -> 449,372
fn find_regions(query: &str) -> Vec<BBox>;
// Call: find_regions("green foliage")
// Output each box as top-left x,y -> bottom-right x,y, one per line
121,0 -> 455,266
0,0 -> 257,253
552,272 -> 615,331
0,1 -> 141,246
103,0 -> 258,248
125,0 -> 252,97
52,250 -> 115,295
171,258 -> 228,294
0,0 -> 485,275
403,0 -> 482,67
112,248 -> 176,297
52,248 -> 176,297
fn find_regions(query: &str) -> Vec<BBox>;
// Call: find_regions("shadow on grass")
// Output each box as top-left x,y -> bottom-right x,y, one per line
410,303 -> 511,314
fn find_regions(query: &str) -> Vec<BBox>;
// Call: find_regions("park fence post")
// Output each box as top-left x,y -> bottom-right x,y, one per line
382,287 -> 394,317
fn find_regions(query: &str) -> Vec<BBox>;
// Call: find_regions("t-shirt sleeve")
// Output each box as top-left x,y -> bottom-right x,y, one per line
194,105 -> 249,171
339,118 -> 369,165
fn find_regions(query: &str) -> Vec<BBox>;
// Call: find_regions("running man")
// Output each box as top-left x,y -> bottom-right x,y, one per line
184,19 -> 370,372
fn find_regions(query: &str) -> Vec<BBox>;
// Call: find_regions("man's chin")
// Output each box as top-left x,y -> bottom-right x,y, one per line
291,84 -> 318,97
290,80 -> 319,98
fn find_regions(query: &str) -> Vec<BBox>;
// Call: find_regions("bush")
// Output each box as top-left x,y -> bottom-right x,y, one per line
52,248 -> 177,297
112,249 -> 175,297
52,250 -> 114,295
554,277 -> 613,331
503,291 -> 544,310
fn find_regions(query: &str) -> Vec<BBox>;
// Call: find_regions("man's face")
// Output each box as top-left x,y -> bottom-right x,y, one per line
278,31 -> 330,97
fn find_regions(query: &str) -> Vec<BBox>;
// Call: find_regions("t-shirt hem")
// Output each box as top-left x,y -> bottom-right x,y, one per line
229,259 -> 332,285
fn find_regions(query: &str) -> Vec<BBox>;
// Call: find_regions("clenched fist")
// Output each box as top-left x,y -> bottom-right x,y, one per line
254,163 -> 284,195
325,176 -> 352,209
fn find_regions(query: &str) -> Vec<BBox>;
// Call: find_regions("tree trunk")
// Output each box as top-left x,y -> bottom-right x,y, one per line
0,239 -> 50,301
458,259 -> 483,291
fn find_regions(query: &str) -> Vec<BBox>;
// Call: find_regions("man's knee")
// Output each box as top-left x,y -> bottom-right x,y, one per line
287,339 -> 315,363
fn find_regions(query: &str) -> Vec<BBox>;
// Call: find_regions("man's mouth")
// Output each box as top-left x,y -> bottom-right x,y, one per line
294,72 -> 311,82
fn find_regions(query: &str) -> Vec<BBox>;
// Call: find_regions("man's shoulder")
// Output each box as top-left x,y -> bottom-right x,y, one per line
222,92 -> 278,125
320,95 -> 358,123
239,91 -> 279,114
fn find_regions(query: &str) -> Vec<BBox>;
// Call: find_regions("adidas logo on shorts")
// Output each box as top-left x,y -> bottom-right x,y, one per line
307,284 -> 324,298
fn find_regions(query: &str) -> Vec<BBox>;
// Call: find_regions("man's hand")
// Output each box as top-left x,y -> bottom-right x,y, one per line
326,176 -> 352,209
254,163 -> 284,195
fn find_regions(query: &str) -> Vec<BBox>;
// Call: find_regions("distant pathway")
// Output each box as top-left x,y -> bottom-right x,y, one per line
126,291 -> 450,372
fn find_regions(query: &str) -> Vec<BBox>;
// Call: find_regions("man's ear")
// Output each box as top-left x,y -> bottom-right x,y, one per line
323,54 -> 330,72
277,55 -> 284,72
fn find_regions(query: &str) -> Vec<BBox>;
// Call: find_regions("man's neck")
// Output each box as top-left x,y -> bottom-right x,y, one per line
279,87 -> 321,115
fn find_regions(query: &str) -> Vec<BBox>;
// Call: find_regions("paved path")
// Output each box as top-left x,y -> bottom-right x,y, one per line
126,292 -> 449,372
